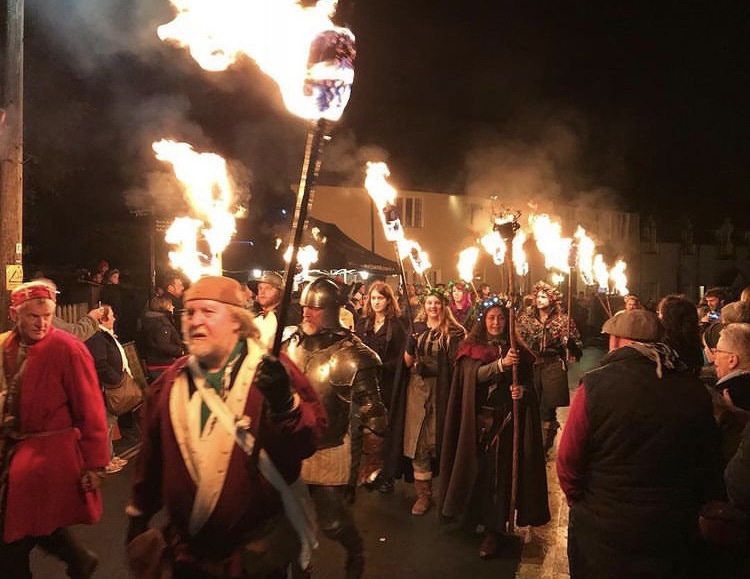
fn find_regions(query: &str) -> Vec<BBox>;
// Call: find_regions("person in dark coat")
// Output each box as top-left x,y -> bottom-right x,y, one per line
141,295 -> 184,382
557,309 -> 721,579
355,281 -> 407,494
85,305 -> 134,474
439,295 -> 549,559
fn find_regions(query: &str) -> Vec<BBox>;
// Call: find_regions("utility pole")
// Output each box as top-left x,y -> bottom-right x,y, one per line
0,0 -> 24,330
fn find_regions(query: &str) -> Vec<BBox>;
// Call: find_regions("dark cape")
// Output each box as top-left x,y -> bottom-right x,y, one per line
382,321 -> 461,481
438,341 -> 550,529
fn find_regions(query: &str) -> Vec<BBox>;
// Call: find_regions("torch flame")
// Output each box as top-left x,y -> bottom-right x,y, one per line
480,230 -> 506,266
284,244 -> 319,278
154,139 -> 240,281
406,243 -> 431,275
512,229 -> 529,276
364,161 -> 432,281
593,255 -> 609,291
457,247 -> 479,283
574,226 -> 596,285
610,260 -> 629,295
364,162 -> 400,242
529,213 -> 572,272
158,0 -> 355,121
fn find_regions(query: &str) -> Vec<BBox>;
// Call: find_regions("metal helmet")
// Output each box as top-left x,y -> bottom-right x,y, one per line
300,276 -> 342,329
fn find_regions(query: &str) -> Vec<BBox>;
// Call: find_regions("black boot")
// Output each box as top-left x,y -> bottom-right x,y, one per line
324,524 -> 364,579
37,528 -> 98,579
542,420 -> 560,456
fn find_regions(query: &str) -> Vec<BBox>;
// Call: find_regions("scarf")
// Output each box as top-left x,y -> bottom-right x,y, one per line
625,342 -> 684,378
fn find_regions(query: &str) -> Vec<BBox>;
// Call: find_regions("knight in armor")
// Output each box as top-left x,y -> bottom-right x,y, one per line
282,277 -> 387,579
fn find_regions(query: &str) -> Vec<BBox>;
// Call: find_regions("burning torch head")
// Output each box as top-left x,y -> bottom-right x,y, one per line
304,28 -> 356,121
493,215 -> 520,242
299,276 -> 342,329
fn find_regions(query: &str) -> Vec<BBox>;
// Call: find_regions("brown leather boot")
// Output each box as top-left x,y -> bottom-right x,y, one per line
411,479 -> 433,515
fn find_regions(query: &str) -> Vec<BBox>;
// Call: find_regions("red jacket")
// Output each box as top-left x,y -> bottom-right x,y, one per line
1,328 -> 110,542
130,345 -> 326,560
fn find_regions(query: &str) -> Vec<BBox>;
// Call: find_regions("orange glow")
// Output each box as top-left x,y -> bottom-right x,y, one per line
457,247 -> 479,283
153,139 -> 239,281
529,213 -> 572,272
364,161 -> 431,277
158,0 -> 354,121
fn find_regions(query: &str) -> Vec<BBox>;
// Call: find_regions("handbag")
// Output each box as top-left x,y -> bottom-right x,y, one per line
104,372 -> 144,416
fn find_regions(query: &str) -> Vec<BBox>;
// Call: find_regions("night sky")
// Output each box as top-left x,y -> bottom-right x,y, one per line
13,0 -> 750,272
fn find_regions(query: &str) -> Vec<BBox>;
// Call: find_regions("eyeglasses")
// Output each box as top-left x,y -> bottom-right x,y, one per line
712,348 -> 737,357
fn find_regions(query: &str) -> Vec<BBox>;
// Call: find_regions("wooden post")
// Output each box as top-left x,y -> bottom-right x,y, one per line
0,0 -> 24,331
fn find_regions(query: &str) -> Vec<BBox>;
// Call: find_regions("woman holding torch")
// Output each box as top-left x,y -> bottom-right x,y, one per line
438,296 -> 550,558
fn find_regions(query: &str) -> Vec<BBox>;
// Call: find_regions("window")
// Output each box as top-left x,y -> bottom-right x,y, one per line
397,196 -> 423,228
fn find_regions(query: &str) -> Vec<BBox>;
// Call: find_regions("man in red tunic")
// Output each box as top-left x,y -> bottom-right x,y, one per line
0,281 -> 110,579
126,276 -> 326,579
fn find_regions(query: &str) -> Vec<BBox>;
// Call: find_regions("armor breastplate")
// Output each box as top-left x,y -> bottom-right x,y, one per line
285,331 -> 380,449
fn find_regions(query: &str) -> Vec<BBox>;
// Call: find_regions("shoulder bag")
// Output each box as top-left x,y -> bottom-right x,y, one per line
104,372 -> 144,416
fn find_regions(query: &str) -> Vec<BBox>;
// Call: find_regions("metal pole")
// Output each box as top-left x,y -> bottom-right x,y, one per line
272,118 -> 328,356
506,255 -> 520,535
393,242 -> 416,336
0,0 -> 24,331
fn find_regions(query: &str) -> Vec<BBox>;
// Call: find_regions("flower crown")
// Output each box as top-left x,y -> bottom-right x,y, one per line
447,280 -> 468,292
420,286 -> 450,305
476,294 -> 507,323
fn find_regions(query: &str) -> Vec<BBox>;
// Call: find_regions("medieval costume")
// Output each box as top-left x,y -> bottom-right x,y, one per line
439,296 -> 549,558
1,282 -> 109,579
284,277 -> 387,579
128,276 -> 326,579
517,281 -> 582,453
387,287 -> 464,515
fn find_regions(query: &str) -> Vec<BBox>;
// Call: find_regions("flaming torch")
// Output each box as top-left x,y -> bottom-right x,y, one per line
457,247 -> 480,299
364,162 -> 429,331
157,0 -> 355,356
493,212 -> 522,534
273,26 -> 355,355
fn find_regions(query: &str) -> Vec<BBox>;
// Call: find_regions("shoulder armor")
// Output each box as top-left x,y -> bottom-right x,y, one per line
329,337 -> 381,387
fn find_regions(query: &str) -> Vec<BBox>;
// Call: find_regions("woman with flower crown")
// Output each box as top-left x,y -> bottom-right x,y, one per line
438,295 -> 549,558
383,286 -> 466,516
448,280 -> 477,330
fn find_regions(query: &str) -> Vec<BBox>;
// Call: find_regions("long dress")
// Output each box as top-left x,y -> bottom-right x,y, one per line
383,322 -> 461,480
439,339 -> 550,531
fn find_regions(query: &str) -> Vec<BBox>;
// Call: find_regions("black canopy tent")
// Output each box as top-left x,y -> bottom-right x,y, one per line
222,217 -> 400,278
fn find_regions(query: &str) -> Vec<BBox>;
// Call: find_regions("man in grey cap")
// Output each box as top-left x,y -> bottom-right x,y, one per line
557,308 -> 720,579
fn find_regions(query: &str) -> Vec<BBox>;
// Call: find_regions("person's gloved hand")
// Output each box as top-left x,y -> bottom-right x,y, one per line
255,355 -> 294,415
125,515 -> 150,545
406,333 -> 418,356
566,338 -> 582,361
